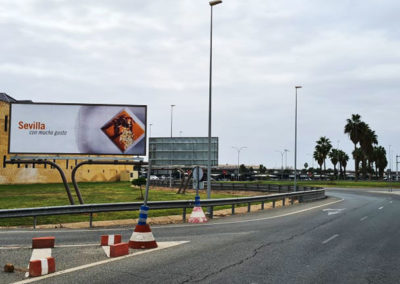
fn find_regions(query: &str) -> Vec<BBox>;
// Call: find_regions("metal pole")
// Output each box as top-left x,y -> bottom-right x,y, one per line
144,148 -> 153,206
294,86 -> 302,191
237,149 -> 240,181
396,155 -> 399,182
207,5 -> 214,201
207,0 -> 222,203
170,105 -> 175,188
149,123 -> 152,137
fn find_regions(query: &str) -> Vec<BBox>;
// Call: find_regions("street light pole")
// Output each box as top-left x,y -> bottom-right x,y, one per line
170,105 -> 175,188
149,123 -> 152,137
276,150 -> 284,180
284,149 -> 289,169
207,0 -> 222,201
233,146 -> 247,181
294,86 -> 302,191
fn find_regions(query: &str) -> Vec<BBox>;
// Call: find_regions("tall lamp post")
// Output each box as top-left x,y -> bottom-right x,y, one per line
170,105 -> 175,187
149,123 -> 153,137
276,150 -> 284,179
294,86 -> 302,191
233,146 -> 247,180
207,0 -> 222,201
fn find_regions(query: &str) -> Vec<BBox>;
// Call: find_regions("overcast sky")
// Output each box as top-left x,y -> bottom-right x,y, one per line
1,0 -> 399,169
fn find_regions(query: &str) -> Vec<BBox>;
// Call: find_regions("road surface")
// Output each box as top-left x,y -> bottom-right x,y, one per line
1,188 -> 399,283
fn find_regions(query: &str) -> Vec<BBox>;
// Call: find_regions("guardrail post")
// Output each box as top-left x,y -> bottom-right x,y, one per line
290,197 -> 294,205
232,204 -> 235,215
282,198 -> 285,206
261,201 -> 264,210
89,213 -> 93,228
272,200 -> 276,208
182,207 -> 186,223
33,216 -> 37,229
210,206 -> 214,219
247,203 -> 251,212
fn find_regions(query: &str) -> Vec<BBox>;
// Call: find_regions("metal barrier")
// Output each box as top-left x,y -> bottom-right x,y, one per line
0,190 -> 325,228
150,180 -> 321,192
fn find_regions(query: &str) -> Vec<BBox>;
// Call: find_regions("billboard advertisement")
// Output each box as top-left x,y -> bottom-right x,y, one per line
9,103 -> 147,155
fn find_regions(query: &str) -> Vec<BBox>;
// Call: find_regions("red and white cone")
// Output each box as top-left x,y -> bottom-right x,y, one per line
188,196 -> 208,223
129,205 -> 158,249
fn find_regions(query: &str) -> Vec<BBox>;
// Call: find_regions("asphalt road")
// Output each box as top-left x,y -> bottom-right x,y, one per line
1,188 -> 399,284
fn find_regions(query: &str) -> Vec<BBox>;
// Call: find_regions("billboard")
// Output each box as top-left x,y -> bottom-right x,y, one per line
149,137 -> 218,166
9,103 -> 147,155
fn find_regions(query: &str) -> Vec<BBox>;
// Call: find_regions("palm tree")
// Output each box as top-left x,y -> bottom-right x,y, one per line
329,149 -> 339,179
352,147 -> 363,180
359,125 -> 378,180
344,114 -> 363,181
313,147 -> 324,176
341,152 -> 349,179
374,146 -> 387,179
316,136 -> 332,173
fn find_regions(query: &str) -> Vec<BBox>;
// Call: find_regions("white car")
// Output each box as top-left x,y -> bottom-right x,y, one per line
149,175 -> 159,180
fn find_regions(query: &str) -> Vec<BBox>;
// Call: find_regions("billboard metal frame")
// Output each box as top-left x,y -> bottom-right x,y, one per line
8,102 -> 147,156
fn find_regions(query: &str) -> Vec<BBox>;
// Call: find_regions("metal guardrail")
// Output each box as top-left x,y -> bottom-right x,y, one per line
0,190 -> 325,229
150,180 -> 321,193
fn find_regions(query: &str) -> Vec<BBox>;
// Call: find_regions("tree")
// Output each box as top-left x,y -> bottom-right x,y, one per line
315,136 -> 332,173
352,147 -> 363,180
337,150 -> 349,179
259,164 -> 267,174
340,151 -> 349,179
359,125 -> 378,180
329,149 -> 339,179
374,146 -> 387,179
313,147 -> 324,176
131,177 -> 146,200
344,114 -> 364,181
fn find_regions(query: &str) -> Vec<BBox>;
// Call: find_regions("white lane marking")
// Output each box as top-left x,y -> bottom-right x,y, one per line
31,249 -> 51,260
322,208 -> 345,215
154,199 -> 345,229
102,246 -> 110,258
378,206 -> 384,210
322,234 -> 339,244
13,241 -> 189,284
360,216 -> 368,222
0,199 -> 344,234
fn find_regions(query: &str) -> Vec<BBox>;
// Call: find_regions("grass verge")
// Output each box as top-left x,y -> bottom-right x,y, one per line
0,182 -> 248,227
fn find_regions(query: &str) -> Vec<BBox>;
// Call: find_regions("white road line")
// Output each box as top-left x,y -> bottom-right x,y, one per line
153,199 -> 345,229
1,199 -> 344,234
322,234 -> 339,244
378,206 -> 384,210
389,201 -> 393,204
360,216 -> 368,222
12,241 -> 188,284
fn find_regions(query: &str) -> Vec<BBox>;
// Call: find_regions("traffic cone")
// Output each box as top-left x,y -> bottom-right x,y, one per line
188,196 -> 208,223
129,205 -> 158,249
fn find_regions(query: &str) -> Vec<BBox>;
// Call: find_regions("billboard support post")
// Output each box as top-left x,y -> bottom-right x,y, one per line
4,159 -> 75,205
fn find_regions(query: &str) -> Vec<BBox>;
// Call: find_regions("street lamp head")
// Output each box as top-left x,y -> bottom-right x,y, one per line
295,86 -> 302,89
171,104 -> 176,107
209,0 -> 222,6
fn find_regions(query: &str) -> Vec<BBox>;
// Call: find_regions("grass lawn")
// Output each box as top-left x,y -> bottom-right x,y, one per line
220,180 -> 400,189
0,182 -> 248,227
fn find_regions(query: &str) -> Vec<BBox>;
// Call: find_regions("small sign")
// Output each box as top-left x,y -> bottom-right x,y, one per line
193,167 -> 203,181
